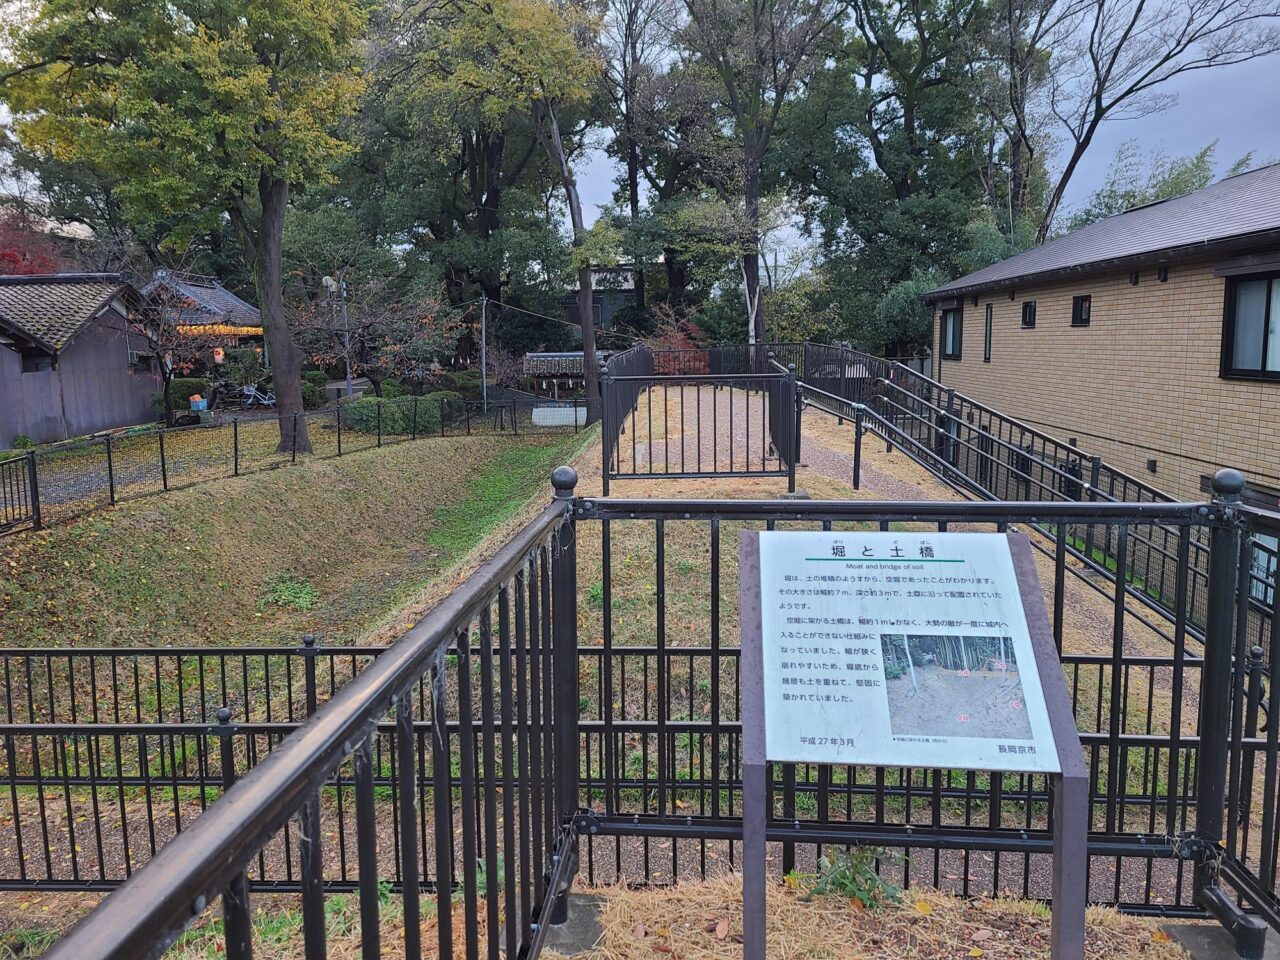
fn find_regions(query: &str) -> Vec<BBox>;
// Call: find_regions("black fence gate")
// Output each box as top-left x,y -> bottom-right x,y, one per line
0,452 -> 40,534
600,346 -> 798,493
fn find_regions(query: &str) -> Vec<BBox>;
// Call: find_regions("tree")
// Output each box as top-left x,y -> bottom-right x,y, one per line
1061,140 -> 1252,231
132,281 -> 223,427
1036,0 -> 1280,239
415,0 -> 606,419
601,0 -> 675,311
3,0 -> 367,453
294,282 -> 464,395
678,0 -> 851,344
777,0 -> 985,352
0,208 -> 65,274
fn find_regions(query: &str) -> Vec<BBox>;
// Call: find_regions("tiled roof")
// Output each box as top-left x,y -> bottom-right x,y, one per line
0,274 -> 132,352
927,162 -> 1280,299
143,271 -> 261,327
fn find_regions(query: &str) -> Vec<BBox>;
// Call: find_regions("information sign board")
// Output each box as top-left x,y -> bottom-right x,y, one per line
757,530 -> 1060,772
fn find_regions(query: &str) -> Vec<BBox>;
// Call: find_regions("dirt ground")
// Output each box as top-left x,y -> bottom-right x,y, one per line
885,666 -> 1032,740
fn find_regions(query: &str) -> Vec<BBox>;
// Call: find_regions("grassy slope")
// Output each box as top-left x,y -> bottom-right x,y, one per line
0,433 -> 587,647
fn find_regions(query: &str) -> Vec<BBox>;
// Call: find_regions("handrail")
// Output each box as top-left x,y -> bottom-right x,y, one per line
42,483 -> 575,960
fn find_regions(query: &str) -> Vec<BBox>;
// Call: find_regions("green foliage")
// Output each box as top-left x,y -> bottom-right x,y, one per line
869,274 -> 942,355
301,382 -> 326,410
302,370 -> 329,389
378,380 -> 409,399
10,435 -> 34,450
1061,141 -> 1250,233
801,849 -> 901,908
4,0 -> 367,246
157,378 -> 211,412
342,391 -> 464,435
258,573 -> 321,611
220,348 -> 267,388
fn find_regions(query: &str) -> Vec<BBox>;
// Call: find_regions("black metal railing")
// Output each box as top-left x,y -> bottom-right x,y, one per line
2,397 -> 588,535
600,346 -> 798,494
12,470 -> 1280,956
0,452 -> 39,533
37,469 -> 583,960
785,342 -> 1280,658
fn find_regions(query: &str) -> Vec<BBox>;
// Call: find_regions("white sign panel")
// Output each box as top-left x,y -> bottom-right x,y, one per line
757,531 -> 1060,773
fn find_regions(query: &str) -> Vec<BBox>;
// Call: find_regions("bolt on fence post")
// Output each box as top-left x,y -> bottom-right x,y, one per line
853,407 -> 864,491
25,451 -> 41,530
550,466 -> 580,925
292,413 -> 299,464
302,633 -> 319,717
1195,468 -> 1245,901
216,707 -> 252,960
233,418 -> 240,477
158,429 -> 169,491
105,434 -> 116,505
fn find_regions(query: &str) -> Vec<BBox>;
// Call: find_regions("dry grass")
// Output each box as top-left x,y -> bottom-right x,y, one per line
546,876 -> 1189,960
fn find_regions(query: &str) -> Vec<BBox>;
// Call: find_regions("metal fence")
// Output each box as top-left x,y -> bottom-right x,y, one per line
0,453 -> 39,533
600,346 -> 799,494
0,397 -> 588,534
36,470 -> 582,960
784,342 -> 1280,661
15,469 -> 1280,959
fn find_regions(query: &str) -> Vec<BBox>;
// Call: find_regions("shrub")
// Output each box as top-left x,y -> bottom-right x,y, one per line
342,391 -> 464,436
433,369 -> 483,399
302,370 -> 328,389
155,377 -> 210,412
378,379 -> 409,399
10,434 -> 34,449
301,382 -> 326,410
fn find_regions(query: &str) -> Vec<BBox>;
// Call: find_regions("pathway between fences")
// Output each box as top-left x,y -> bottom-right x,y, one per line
0,396 -> 589,535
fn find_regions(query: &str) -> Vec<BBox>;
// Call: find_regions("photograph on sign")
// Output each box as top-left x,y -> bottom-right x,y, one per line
754,530 -> 1060,773
880,634 -> 1030,740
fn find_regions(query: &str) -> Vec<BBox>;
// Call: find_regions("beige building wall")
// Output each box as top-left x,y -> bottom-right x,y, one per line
931,256 -> 1279,503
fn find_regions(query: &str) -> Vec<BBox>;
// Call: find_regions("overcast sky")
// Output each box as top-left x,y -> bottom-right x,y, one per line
573,56 -> 1280,229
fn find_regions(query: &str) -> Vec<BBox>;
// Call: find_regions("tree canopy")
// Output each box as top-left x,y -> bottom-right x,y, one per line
2,0 -> 1277,360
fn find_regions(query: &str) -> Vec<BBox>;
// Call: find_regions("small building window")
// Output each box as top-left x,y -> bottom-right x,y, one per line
1021,301 -> 1036,329
1222,273 -> 1280,379
1071,295 -> 1092,327
940,306 -> 963,360
20,349 -> 54,373
983,303 -> 992,362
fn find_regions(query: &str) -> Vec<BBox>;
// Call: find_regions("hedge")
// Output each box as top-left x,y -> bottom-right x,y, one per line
341,391 -> 464,436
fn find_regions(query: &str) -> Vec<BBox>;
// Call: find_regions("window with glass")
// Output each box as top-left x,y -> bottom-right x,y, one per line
1222,274 -> 1280,379
1071,295 -> 1091,326
1021,301 -> 1036,329
940,307 -> 963,360
983,303 -> 992,362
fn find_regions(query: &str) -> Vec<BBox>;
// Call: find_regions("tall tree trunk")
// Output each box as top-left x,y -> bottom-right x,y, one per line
626,133 -> 646,311
256,172 -> 311,454
742,161 -> 764,345
535,102 -> 601,423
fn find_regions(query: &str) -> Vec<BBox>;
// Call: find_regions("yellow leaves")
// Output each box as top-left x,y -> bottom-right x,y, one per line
913,899 -> 933,915
1151,930 -> 1173,943
968,949 -> 984,957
